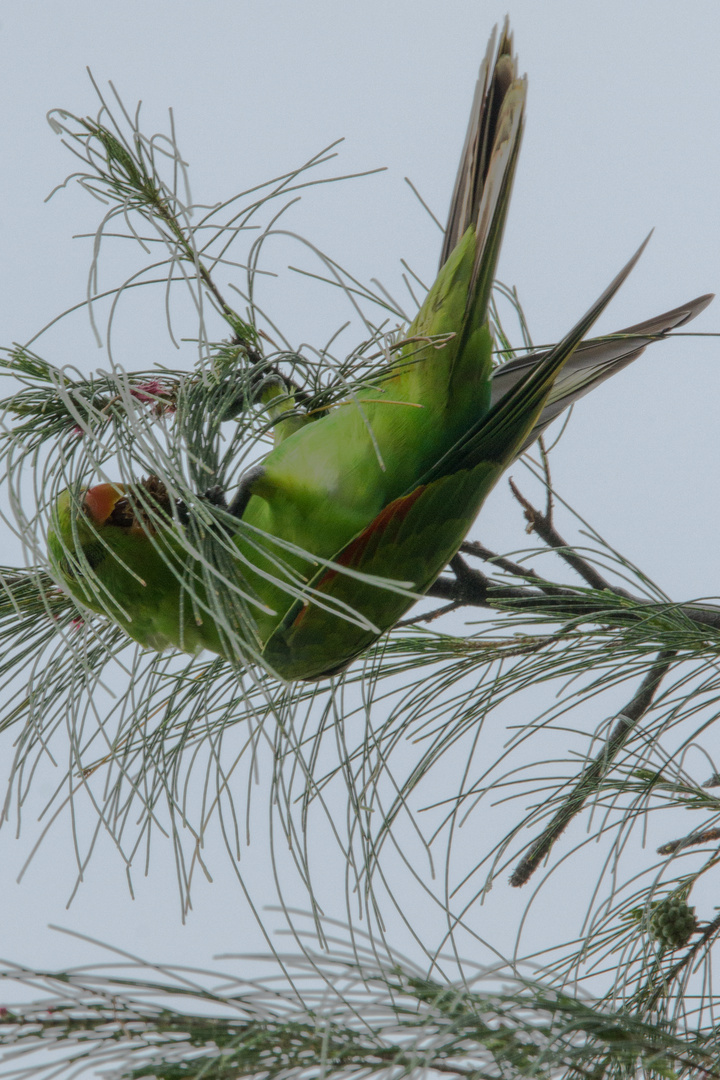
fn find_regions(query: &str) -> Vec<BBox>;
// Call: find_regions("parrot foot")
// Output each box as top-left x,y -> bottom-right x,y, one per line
175,486 -> 228,526
175,467 -> 264,528
227,465 -> 265,518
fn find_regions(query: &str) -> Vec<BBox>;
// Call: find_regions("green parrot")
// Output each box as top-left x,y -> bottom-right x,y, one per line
47,25 -> 712,680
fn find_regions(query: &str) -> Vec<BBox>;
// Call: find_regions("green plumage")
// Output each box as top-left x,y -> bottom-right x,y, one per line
47,25 -> 713,680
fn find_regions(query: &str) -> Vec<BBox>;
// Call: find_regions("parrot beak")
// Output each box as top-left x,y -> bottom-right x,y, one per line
83,483 -> 127,526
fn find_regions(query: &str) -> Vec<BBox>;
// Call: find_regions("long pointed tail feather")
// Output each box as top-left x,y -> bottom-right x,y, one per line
440,20 -> 526,318
491,292 -> 714,455
437,20 -> 526,370
440,26 -> 499,268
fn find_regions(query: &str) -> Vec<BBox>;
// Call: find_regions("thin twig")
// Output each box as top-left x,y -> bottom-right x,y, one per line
461,540 -> 541,581
396,601 -> 463,627
657,827 -> 720,856
509,478 -> 620,594
509,649 -> 676,887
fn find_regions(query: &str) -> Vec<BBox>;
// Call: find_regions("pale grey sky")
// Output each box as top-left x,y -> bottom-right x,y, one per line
0,0 -> 718,988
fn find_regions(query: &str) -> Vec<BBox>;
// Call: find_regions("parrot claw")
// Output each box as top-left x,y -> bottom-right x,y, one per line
176,486 -> 227,527
219,371 -> 287,421
201,485 -> 228,510
175,468 -> 264,530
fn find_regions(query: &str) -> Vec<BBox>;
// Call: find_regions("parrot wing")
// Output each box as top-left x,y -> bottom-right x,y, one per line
262,237 -> 656,679
413,235 -> 652,484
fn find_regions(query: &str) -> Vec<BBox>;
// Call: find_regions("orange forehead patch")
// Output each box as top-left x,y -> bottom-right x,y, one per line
83,483 -> 126,525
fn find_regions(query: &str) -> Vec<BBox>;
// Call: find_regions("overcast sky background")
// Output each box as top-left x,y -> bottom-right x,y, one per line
0,0 -> 718,997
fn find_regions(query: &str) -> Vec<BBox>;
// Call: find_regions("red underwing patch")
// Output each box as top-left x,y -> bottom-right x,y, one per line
314,485 -> 426,594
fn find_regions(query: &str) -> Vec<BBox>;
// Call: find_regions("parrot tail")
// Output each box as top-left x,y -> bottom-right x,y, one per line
491,292 -> 714,456
441,19 -> 523,269
439,20 -> 527,334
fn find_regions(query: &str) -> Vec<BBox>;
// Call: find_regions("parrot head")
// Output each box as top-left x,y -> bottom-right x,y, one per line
48,483 -> 132,599
47,478 -> 198,652
49,479 -> 172,585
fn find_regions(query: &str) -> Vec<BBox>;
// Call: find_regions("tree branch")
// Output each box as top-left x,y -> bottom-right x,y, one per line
509,649 -> 676,888
429,565 -> 720,630
508,478 -> 624,593
657,826 -> 720,856
429,547 -> 720,634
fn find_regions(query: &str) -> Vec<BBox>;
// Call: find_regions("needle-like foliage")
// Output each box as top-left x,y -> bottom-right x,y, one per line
0,928 -> 718,1080
0,75 -> 719,1080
